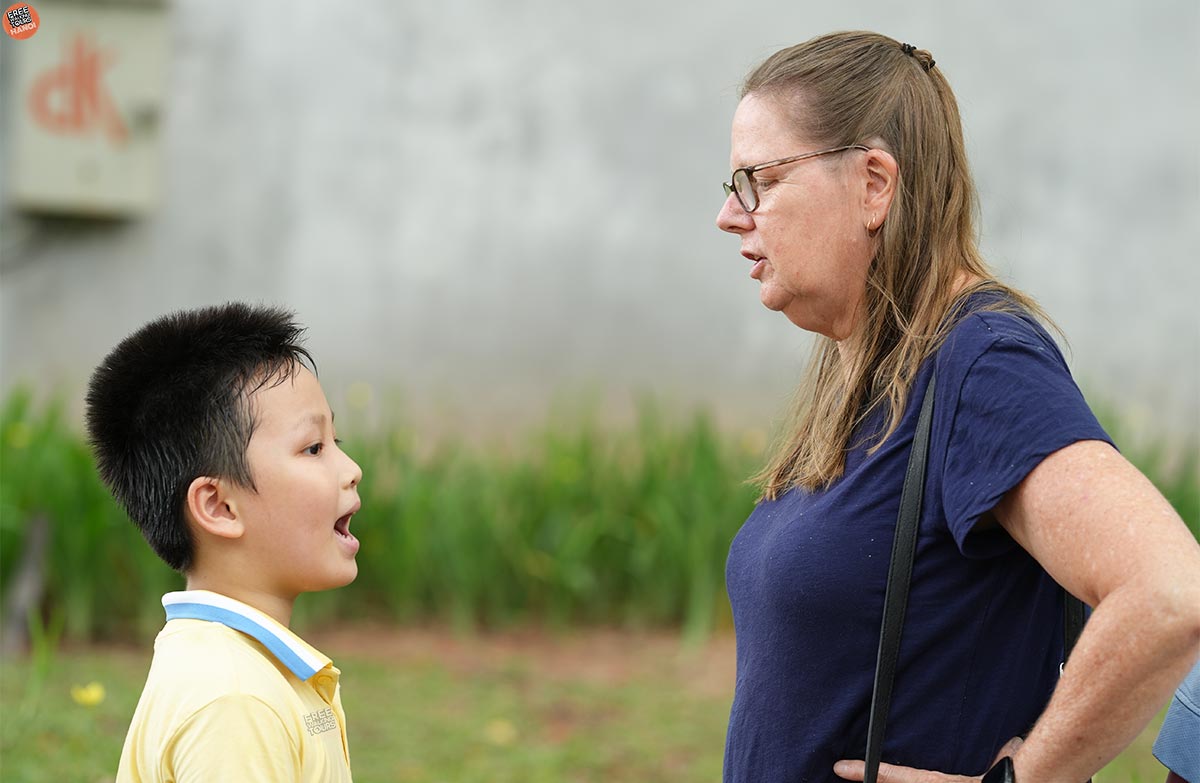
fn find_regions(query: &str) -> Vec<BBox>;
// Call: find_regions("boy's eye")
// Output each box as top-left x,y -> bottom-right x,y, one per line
305,442 -> 323,456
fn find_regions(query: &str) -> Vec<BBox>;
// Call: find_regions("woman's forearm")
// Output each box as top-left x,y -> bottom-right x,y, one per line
1014,581 -> 1200,783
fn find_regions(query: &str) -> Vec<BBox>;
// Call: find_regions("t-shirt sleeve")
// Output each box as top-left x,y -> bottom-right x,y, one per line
1153,661 -> 1200,783
164,694 -> 301,782
940,327 -> 1112,558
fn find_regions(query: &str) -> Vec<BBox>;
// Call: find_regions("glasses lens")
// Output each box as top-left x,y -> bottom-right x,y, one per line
732,169 -> 756,212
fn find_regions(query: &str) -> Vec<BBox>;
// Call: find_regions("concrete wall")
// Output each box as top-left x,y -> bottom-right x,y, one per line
3,0 -> 1197,442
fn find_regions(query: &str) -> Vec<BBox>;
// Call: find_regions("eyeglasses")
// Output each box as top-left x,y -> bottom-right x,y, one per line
722,144 -> 870,213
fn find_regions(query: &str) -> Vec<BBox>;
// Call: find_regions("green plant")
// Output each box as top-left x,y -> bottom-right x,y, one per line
1,390 -> 184,644
1,390 -> 761,641
1,389 -> 1195,643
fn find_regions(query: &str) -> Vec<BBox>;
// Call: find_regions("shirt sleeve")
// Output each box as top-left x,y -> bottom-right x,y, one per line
1154,661 -> 1200,783
163,694 -> 302,782
940,328 -> 1112,558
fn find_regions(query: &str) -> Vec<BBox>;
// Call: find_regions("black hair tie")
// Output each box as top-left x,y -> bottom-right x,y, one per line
900,42 -> 935,72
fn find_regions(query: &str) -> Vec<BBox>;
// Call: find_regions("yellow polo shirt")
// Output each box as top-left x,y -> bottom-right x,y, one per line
115,590 -> 352,782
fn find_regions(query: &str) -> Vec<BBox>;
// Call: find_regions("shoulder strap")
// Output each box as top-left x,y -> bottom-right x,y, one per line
864,371 -> 937,783
1063,593 -> 1086,663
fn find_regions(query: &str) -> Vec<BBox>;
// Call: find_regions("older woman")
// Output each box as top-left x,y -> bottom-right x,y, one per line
715,31 -> 1200,783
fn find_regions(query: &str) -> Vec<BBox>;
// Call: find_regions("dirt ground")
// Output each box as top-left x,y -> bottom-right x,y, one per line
308,625 -> 738,699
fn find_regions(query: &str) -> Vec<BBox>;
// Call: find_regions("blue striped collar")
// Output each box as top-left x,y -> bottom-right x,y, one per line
162,590 -> 331,681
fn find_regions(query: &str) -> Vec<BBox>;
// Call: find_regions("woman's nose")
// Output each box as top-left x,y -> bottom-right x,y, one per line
716,192 -> 753,233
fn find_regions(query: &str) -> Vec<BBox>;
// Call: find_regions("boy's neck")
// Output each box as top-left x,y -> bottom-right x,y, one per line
183,576 -> 296,627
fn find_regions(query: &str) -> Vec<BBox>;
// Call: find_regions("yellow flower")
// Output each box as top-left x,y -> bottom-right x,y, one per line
71,682 -> 106,707
483,718 -> 517,746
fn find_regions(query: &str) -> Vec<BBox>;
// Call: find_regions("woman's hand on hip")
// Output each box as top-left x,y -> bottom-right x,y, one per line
833,736 -> 1023,782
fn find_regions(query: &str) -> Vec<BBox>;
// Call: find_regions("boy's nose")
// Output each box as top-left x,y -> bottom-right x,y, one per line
344,454 -> 363,489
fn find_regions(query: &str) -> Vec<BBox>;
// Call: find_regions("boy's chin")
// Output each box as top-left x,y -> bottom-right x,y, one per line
336,563 -> 359,587
315,563 -> 358,591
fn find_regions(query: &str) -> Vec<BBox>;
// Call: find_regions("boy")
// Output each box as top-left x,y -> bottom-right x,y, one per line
87,303 -> 362,782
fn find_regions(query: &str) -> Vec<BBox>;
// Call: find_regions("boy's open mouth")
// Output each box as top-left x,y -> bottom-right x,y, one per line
334,513 -> 355,540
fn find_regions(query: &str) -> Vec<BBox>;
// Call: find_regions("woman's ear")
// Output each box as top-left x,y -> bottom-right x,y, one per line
186,476 -> 244,540
862,146 -> 899,229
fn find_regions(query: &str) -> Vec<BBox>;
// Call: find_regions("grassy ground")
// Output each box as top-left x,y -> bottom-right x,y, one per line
0,627 -> 1170,783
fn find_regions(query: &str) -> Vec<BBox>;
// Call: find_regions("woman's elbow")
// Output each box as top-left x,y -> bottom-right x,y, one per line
1155,577 -> 1200,652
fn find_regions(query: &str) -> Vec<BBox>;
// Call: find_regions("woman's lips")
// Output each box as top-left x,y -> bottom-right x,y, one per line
742,251 -> 766,280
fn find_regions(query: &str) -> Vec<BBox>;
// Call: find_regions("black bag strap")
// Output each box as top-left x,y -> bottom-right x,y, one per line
864,370 -> 938,783
1063,596 -> 1091,783
1064,593 -> 1086,663
863,370 -> 1090,783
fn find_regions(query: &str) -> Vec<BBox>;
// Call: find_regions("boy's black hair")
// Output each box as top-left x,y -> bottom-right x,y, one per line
85,303 -> 314,572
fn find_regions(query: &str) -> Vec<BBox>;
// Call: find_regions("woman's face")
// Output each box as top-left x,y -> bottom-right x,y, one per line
716,93 -> 877,341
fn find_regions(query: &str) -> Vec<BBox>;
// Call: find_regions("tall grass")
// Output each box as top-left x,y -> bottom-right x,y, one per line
1,389 -> 1196,643
0,392 -> 183,641
314,397 -> 760,639
0,390 -> 761,642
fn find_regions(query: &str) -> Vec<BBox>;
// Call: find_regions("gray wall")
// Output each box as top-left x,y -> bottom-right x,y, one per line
3,0 -> 1198,443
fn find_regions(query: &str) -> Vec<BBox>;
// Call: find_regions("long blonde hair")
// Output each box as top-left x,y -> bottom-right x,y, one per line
745,31 -> 1049,499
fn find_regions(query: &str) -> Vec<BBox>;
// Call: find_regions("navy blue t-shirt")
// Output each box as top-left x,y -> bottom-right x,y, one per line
723,306 -> 1113,782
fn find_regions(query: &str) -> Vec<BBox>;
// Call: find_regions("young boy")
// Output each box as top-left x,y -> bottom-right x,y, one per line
87,303 -> 362,782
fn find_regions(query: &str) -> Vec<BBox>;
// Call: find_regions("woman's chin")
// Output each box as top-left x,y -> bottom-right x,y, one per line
758,286 -> 792,313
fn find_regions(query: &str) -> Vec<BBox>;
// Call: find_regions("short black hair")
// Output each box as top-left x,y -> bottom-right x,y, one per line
85,303 -> 314,572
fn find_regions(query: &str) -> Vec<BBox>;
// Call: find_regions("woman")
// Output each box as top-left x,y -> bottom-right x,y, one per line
715,31 -> 1200,783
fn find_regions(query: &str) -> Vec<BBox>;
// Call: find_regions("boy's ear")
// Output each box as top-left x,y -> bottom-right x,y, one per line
186,476 -> 245,540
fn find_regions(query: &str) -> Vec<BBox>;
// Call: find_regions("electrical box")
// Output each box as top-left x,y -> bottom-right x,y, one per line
6,1 -> 169,216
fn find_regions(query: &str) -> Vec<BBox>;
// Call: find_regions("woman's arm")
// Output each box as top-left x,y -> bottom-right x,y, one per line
995,439 -> 1200,783
835,439 -> 1200,783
